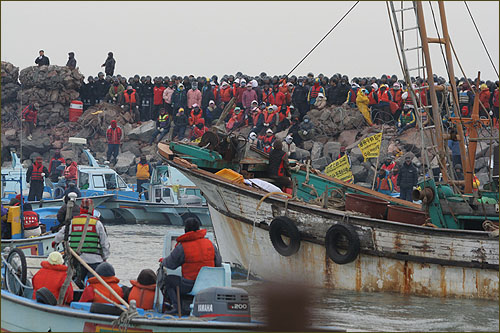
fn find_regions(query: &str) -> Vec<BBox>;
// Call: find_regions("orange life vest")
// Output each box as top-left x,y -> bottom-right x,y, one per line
123,90 -> 137,104
368,91 -> 378,105
87,276 -> 124,304
378,90 -> 390,103
31,163 -> 44,181
128,280 -> 156,310
263,111 -> 275,124
177,229 -> 215,281
278,106 -> 290,122
252,111 -> 262,126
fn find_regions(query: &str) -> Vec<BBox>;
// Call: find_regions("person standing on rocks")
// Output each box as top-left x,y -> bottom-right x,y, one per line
95,72 -> 108,104
136,155 -> 151,200
26,156 -> 49,201
81,76 -> 96,110
152,77 -> 166,121
107,78 -> 124,104
106,120 -> 122,164
66,52 -> 77,69
307,78 -> 325,108
21,102 -> 39,141
397,156 -> 418,201
173,108 -> 188,141
35,50 -> 50,66
122,85 -> 140,123
101,52 -> 116,76
149,108 -> 171,144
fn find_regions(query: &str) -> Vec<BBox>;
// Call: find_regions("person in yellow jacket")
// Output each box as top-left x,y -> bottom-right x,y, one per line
136,155 -> 151,200
356,88 -> 373,126
472,174 -> 480,192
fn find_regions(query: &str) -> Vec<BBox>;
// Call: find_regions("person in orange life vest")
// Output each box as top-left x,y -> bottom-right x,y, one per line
191,119 -> 208,140
226,107 -> 244,131
368,83 -> 379,107
259,128 -> 275,152
375,168 -> 394,196
267,139 -> 293,190
152,77 -> 166,121
261,106 -> 277,133
250,105 -> 264,134
308,78 -> 326,106
218,82 -> 233,104
136,155 -> 151,200
472,174 -> 480,192
124,269 -> 157,310
267,85 -> 285,107
478,84 -> 491,118
188,104 -> 203,127
32,251 -> 74,304
26,156 -> 49,202
285,82 -> 295,105
381,156 -> 396,172
233,79 -> 246,106
121,86 -> 140,123
345,83 -> 360,107
276,104 -> 293,133
376,84 -> 393,122
22,102 -> 39,141
106,120 -> 123,164
492,81 -> 499,128
159,217 -> 222,315
79,262 -> 124,304
389,165 -> 400,193
149,109 -> 171,144
48,150 -> 65,183
390,82 -> 404,121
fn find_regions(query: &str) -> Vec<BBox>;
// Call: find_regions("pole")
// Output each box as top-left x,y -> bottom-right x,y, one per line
371,127 -> 384,191
415,1 -> 449,182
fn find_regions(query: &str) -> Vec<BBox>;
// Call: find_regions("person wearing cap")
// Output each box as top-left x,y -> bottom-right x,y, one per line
205,100 -> 220,126
261,106 -> 277,134
267,139 -> 292,190
308,78 -> 326,107
397,105 -> 416,135
249,106 -> 264,134
150,109 -> 171,144
172,83 -> 188,114
345,83 -> 360,107
298,115 -> 315,142
188,104 -> 203,127
390,164 -> 400,193
95,72 -> 109,104
248,132 -> 259,146
381,156 -> 396,172
242,84 -> 258,112
163,79 -> 176,116
201,80 -> 216,111
101,52 -> 116,76
233,79 -> 246,107
293,77 -> 309,119
79,262 -> 124,304
139,76 -> 154,120
173,108 -> 188,140
282,134 -> 297,159
122,85 -> 140,123
54,198 -> 110,287
375,168 -> 394,195
26,156 -> 49,202
66,52 -> 77,69
106,120 -> 123,164
35,49 -> 50,66
54,193 -> 81,232
32,251 -> 74,304
159,217 -> 222,315
191,118 -> 209,141
64,181 -> 81,198
151,78 -> 166,121
226,107 -> 244,131
259,128 -> 275,153
124,269 -> 157,310
21,103 -> 39,140
217,81 -> 233,104
314,92 -> 327,110
478,83 -> 491,118
458,81 -> 474,114
397,156 -> 418,201
48,150 -> 66,183
81,76 -> 96,110
391,82 -> 403,118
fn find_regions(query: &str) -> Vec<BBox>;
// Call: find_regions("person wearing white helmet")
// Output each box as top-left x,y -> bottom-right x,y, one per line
248,132 -> 259,146
282,134 -> 297,159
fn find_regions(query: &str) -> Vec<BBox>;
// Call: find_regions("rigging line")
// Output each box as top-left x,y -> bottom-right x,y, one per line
286,1 -> 359,76
464,1 -> 499,78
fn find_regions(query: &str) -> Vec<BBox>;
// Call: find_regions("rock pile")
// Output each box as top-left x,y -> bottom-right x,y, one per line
1,61 -> 21,104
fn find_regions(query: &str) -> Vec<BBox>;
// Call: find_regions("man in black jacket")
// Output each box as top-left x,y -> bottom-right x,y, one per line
81,76 -> 96,110
267,139 -> 292,189
397,156 -> 418,201
101,52 -> 116,76
173,108 -> 188,140
66,52 -> 77,69
95,72 -> 109,104
292,77 -> 309,120
35,50 -> 49,66
140,76 -> 154,121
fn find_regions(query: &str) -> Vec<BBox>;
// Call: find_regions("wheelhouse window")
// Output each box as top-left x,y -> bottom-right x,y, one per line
92,175 -> 105,188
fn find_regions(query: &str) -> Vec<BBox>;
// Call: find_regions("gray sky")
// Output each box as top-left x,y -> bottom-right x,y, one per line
2,1 -> 498,81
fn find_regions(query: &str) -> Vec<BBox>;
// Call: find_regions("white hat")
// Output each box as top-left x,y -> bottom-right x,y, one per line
272,105 -> 278,111
48,251 -> 63,265
371,83 -> 378,91
285,135 -> 293,144
235,78 -> 240,84
287,82 -> 293,86
251,100 -> 258,104
393,82 -> 401,89
318,93 -> 325,98
251,79 -> 258,88
192,103 -> 199,108
210,81 -> 216,86
240,79 -> 246,83
222,82 -> 229,87
246,83 -> 252,87
209,100 -> 215,105
351,83 -> 360,89
249,132 -> 257,139
266,128 -> 273,134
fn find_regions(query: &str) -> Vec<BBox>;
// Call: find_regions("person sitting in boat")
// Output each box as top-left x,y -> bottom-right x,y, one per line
375,168 -> 394,196
48,150 -> 65,183
79,262 -> 124,304
54,198 -> 110,288
63,158 -> 78,187
64,181 -> 81,198
1,205 -> 10,239
136,155 -> 151,200
380,156 -> 396,172
8,194 -> 33,211
32,251 -> 73,305
26,156 -> 49,202
124,269 -> 157,310
159,217 -> 222,315
53,192 -> 81,232
267,139 -> 293,190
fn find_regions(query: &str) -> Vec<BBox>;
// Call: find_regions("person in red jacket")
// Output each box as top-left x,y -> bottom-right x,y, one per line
125,269 -> 157,310
191,119 -> 208,140
159,217 -> 222,315
478,84 -> 491,118
493,82 -> 499,128
32,251 -> 73,304
79,262 -> 124,304
22,103 -> 39,141
106,120 -> 122,164
153,78 -> 166,121
26,156 -> 49,201
63,158 -> 78,185
218,82 -> 233,104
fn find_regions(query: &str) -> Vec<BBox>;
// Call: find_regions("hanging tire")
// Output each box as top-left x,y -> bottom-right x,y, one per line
325,223 -> 360,264
35,287 -> 57,305
5,248 -> 27,296
269,216 -> 301,256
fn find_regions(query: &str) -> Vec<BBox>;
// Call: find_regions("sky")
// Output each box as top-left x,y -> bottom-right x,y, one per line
1,1 -> 498,81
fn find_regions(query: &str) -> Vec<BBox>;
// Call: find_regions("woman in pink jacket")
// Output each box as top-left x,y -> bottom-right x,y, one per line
187,82 -> 202,109
242,83 -> 258,113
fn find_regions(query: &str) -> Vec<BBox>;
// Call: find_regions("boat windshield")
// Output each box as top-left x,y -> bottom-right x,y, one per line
79,172 -> 90,190
104,174 -> 118,190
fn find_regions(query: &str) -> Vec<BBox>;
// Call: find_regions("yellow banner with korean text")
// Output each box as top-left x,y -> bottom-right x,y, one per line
324,155 -> 354,183
358,133 -> 383,162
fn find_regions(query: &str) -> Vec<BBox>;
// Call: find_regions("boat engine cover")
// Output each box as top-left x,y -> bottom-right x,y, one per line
192,287 -> 250,322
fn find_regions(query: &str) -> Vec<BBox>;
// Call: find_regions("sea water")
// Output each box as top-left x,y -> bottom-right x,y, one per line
106,224 -> 499,332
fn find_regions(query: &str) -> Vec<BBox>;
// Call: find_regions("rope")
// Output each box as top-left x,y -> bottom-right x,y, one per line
286,1 -> 360,76
463,1 -> 499,77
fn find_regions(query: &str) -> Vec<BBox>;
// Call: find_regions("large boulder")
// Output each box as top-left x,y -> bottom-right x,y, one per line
312,157 -> 329,171
351,165 -> 368,183
114,151 -> 136,174
323,141 -> 341,162
19,65 -> 83,90
127,121 -> 156,142
122,140 -> 142,157
311,142 -> 324,160
338,129 -> 360,148
22,129 -> 52,157
474,156 -> 491,172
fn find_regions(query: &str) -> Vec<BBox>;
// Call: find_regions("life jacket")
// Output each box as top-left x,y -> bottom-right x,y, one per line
123,90 -> 137,104
400,111 -> 415,125
392,89 -> 403,106
69,215 -> 102,255
252,111 -> 262,126
459,91 -> 470,105
87,276 -> 123,304
128,280 -> 156,310
193,125 -> 208,138
309,85 -> 322,100
278,106 -> 290,122
158,114 -> 169,128
378,90 -> 391,103
64,163 -> 78,182
189,111 -> 203,126
368,91 -> 378,105
31,163 -> 44,181
376,176 -> 393,191
136,163 -> 150,180
277,151 -> 287,176
23,211 -> 39,230
263,135 -> 275,146
263,145 -> 272,153
219,87 -> 232,103
106,126 -> 122,144
348,88 -> 358,103
263,111 -> 275,124
176,229 -> 215,281
493,89 -> 499,107
22,105 -> 37,122
32,261 -> 73,304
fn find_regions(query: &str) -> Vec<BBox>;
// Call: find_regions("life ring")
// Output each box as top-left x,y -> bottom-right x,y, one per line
325,223 -> 360,264
269,216 -> 301,256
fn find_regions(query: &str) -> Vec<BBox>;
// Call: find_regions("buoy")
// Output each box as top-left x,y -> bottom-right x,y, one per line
69,100 -> 84,122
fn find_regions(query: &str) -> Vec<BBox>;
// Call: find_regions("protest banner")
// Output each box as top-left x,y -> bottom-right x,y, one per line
325,154 -> 354,183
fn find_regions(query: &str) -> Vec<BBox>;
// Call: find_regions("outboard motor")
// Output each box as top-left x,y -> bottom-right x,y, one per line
192,287 -> 250,322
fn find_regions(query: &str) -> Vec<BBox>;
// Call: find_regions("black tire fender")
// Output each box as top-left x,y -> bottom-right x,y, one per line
325,223 -> 360,264
90,303 -> 123,316
269,216 -> 301,256
6,247 -> 27,295
35,287 -> 57,305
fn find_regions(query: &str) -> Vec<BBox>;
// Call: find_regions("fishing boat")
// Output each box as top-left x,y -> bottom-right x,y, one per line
158,1 -> 499,299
